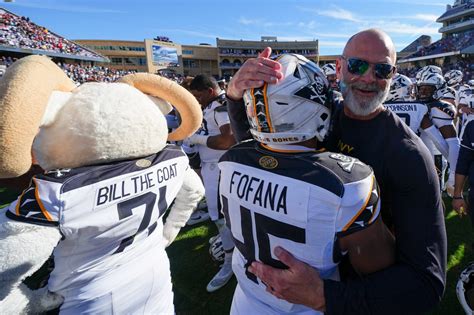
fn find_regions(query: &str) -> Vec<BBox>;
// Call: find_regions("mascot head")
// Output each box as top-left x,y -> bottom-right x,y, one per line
0,55 -> 202,178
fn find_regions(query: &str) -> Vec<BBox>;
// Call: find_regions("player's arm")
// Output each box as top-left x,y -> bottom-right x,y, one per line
336,174 -> 395,275
189,108 -> 237,150
206,123 -> 236,150
339,217 -> 395,275
453,120 -> 474,216
420,114 -> 449,157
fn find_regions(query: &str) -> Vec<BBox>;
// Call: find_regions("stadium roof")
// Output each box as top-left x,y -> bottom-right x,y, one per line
461,44 -> 474,54
397,51 -> 461,64
437,1 -> 474,22
0,46 -> 109,62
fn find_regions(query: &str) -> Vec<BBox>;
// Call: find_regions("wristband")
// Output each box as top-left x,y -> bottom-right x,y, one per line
453,196 -> 464,200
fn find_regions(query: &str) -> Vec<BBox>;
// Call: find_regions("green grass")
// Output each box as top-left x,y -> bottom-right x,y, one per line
1,188 -> 473,314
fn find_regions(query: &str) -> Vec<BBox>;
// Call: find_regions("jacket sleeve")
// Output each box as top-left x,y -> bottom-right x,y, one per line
226,97 -> 252,142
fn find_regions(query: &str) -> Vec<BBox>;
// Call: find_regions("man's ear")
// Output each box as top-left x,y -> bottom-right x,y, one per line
336,58 -> 343,81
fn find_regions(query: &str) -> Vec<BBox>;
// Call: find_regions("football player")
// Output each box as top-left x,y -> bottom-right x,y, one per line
384,73 -> 429,135
322,63 -> 338,91
445,69 -> 469,107
415,71 -> 459,195
219,54 -> 394,314
187,74 -> 236,292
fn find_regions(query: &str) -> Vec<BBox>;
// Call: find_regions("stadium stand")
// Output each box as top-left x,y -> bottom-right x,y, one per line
0,8 -> 107,62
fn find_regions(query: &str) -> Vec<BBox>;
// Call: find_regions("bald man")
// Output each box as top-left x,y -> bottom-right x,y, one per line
226,29 -> 447,314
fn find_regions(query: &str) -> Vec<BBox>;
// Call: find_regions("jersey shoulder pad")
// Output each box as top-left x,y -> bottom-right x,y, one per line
337,174 -> 380,235
430,100 -> 456,118
7,177 -> 60,226
316,152 -> 373,184
214,93 -> 228,111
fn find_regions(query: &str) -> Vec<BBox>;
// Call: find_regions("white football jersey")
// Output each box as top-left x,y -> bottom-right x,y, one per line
195,93 -> 230,162
7,145 -> 189,314
219,141 -> 380,314
384,101 -> 428,134
428,100 -> 456,129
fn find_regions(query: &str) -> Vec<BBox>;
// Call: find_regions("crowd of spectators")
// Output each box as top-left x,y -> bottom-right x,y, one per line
408,30 -> 474,58
60,63 -> 137,84
0,9 -> 102,59
0,56 -> 190,85
156,69 -> 184,84
0,56 -> 135,83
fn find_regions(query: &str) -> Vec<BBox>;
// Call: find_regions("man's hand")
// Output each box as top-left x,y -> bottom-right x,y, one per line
248,246 -> 326,312
226,47 -> 284,101
452,198 -> 469,218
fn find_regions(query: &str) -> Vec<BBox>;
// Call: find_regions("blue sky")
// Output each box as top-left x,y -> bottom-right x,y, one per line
2,0 -> 449,55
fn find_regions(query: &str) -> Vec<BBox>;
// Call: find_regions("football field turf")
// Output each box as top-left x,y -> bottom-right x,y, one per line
1,187 -> 473,314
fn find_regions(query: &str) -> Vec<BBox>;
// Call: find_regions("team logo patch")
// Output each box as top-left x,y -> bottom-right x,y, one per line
329,153 -> 364,173
136,159 -> 152,168
259,156 -> 278,169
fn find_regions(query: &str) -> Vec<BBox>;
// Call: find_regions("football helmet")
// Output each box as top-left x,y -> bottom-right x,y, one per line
416,65 -> 442,84
386,73 -> 413,102
417,72 -> 446,102
468,79 -> 474,87
243,54 -> 331,144
459,88 -> 474,108
456,262 -> 474,314
444,69 -> 464,86
322,63 -> 336,76
439,86 -> 456,101
209,234 -> 224,262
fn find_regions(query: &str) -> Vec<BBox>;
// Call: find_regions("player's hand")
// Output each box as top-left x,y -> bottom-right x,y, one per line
226,47 -> 283,101
188,134 -> 208,146
452,198 -> 468,217
248,246 -> 325,312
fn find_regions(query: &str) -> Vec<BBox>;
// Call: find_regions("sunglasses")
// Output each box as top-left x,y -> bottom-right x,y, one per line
341,56 -> 396,79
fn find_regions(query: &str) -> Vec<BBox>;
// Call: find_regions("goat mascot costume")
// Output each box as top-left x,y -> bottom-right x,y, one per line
0,55 -> 204,314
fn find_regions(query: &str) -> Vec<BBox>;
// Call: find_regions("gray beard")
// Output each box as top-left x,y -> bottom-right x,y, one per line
342,81 -> 390,116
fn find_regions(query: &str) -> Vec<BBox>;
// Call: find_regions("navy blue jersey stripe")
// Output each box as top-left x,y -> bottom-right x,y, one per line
33,145 -> 185,193
6,209 -> 59,227
220,141 -> 366,197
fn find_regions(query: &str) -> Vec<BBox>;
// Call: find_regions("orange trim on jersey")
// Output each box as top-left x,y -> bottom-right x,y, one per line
342,175 -> 374,232
260,143 -> 326,154
262,84 -> 273,132
33,178 -> 53,221
15,188 -> 27,216
367,176 -> 379,225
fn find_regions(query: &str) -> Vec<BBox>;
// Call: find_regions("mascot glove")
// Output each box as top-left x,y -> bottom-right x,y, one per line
163,167 -> 204,247
188,134 -> 209,146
